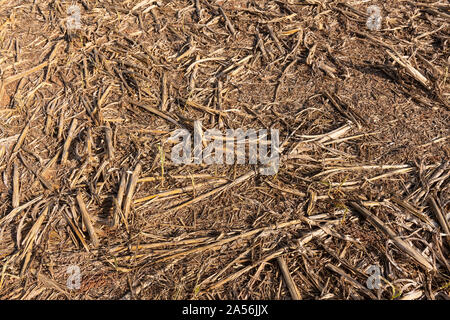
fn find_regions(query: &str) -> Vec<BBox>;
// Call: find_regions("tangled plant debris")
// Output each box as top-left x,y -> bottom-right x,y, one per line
0,0 -> 449,300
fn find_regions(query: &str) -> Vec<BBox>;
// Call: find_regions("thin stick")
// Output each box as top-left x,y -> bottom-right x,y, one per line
160,71 -> 168,111
61,118 -> 78,165
313,164 -> 411,179
386,50 -> 430,88
12,123 -> 30,154
85,126 -> 93,163
219,6 -> 236,36
63,206 -> 90,252
391,197 -> 434,227
194,0 -> 202,20
123,163 -> 142,220
113,170 -> 128,227
134,179 -> 228,204
326,263 -> 377,299
208,249 -> 284,291
18,152 -> 53,190
277,256 -> 302,300
138,173 -> 224,183
154,218 -> 305,264
56,108 -> 64,140
127,98 -> 181,127
184,99 -> 227,117
267,25 -> 284,53
12,161 -> 20,208
350,202 -> 435,271
76,192 -> 99,248
0,195 -> 43,225
166,170 -> 255,213
104,125 -> 114,160
428,197 -> 450,247
4,61 -> 49,85
256,27 -> 269,62
21,205 -> 49,259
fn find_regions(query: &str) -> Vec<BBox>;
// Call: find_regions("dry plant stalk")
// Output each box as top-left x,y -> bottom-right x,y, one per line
350,202 -> 435,272
277,256 -> 302,300
76,192 -> 99,248
61,118 -> 78,165
325,263 -> 377,299
428,197 -> 450,248
104,125 -> 114,160
12,161 -> 20,208
123,163 -> 142,220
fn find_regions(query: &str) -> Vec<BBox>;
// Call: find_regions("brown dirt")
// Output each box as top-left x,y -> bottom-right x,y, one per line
0,0 -> 449,300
